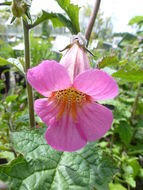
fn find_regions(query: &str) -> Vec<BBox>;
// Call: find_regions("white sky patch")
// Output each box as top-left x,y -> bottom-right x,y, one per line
30,0 -> 143,32
100,0 -> 143,32
31,0 -> 63,14
31,0 -> 93,14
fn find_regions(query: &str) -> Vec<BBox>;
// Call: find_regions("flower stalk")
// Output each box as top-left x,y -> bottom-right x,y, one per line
23,19 -> 35,128
85,0 -> 101,46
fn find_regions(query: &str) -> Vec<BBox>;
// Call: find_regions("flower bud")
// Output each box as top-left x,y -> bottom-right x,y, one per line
11,0 -> 27,18
60,42 -> 90,82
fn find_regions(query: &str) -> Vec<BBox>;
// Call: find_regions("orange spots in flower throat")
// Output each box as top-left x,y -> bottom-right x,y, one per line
52,87 -> 91,120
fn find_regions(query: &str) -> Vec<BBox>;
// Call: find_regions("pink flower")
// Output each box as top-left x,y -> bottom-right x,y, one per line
27,60 -> 118,152
60,43 -> 90,82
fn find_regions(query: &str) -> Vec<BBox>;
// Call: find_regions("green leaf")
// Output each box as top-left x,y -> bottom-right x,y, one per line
129,16 -> 143,26
7,58 -> 25,75
0,57 -> 25,75
0,151 -> 15,162
112,69 -> 143,82
0,155 -> 30,189
5,95 -> 18,103
0,2 -> 11,6
128,158 -> 140,178
122,161 -> 138,188
30,10 -> 75,34
97,55 -> 119,69
139,168 -> 143,178
109,183 -> 127,190
0,128 -> 118,190
118,33 -> 137,47
125,176 -> 136,188
0,57 -> 11,66
55,0 -> 80,33
116,121 -> 133,146
129,144 -> 143,155
10,16 -> 16,24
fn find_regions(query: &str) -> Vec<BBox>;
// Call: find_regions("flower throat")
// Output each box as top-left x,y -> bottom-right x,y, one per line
52,87 -> 90,120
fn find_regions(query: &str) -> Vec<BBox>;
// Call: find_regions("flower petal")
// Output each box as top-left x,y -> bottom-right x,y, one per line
34,98 -> 59,126
27,60 -> 71,97
73,69 -> 118,100
35,98 -> 86,151
45,114 -> 87,152
60,43 -> 90,82
77,102 -> 113,141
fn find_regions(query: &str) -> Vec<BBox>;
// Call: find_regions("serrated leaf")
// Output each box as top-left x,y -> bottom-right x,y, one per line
55,0 -> 80,33
97,56 -> 119,69
116,121 -> 133,146
0,128 -> 118,190
112,69 -> 143,82
30,10 -> 75,34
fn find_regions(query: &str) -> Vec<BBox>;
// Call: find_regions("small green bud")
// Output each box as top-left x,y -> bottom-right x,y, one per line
11,0 -> 27,18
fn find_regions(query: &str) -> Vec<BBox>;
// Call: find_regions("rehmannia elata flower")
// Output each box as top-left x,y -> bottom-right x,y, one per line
27,60 -> 118,152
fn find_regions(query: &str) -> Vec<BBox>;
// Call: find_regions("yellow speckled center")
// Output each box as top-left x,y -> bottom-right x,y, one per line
52,87 -> 90,120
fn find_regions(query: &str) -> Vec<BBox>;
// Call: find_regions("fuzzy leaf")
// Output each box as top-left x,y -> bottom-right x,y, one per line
0,128 -> 117,190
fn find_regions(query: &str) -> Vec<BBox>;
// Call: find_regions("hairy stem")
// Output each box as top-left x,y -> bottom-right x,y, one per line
23,19 -> 35,128
85,0 -> 101,46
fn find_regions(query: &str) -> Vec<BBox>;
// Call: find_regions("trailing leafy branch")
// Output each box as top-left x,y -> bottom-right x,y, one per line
29,0 -> 80,34
29,11 -> 76,34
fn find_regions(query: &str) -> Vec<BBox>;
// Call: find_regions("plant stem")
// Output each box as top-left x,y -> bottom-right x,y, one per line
0,2 -> 11,6
130,83 -> 141,122
85,0 -> 101,46
23,19 -> 35,128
